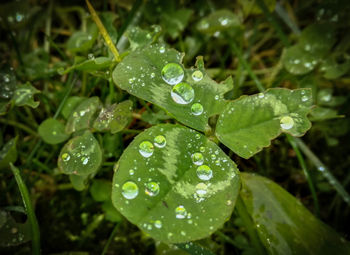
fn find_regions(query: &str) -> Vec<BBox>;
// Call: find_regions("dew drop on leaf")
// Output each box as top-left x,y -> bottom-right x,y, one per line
154,135 -> 166,148
61,153 -> 70,161
192,70 -> 203,81
301,95 -> 309,102
280,116 -> 294,130
171,82 -> 194,104
154,220 -> 162,228
161,63 -> 184,85
139,141 -> 154,158
192,152 -> 204,165
191,103 -> 203,116
195,183 -> 208,196
122,181 -> 139,199
196,165 -> 213,181
175,205 -> 187,219
145,181 -> 160,196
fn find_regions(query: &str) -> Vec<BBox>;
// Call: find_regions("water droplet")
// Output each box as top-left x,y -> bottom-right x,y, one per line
301,95 -> 309,102
171,82 -> 194,104
122,181 -> 139,199
175,205 -> 187,219
196,183 -> 208,196
150,72 -> 155,78
192,70 -> 203,81
159,46 -> 165,53
145,181 -> 160,196
191,103 -> 203,116
280,116 -> 294,130
3,74 -> 10,83
139,141 -> 154,157
82,157 -> 89,165
219,17 -> 228,26
318,166 -> 325,172
154,220 -> 162,228
215,95 -> 219,100
154,135 -> 166,148
226,200 -> 232,206
181,231 -> 186,236
192,152 -> 204,165
129,169 -> 134,175
168,232 -> 173,238
197,165 -> 213,181
199,146 -> 205,153
161,63 -> 184,85
258,93 -> 264,98
61,153 -> 70,161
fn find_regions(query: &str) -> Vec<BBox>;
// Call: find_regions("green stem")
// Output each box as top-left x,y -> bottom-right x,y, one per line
295,138 -> 350,205
255,0 -> 290,47
10,164 -> 40,255
44,0 -> 53,53
53,72 -> 76,119
235,196 -> 266,255
0,119 -> 38,137
102,223 -> 120,255
286,135 -> 320,216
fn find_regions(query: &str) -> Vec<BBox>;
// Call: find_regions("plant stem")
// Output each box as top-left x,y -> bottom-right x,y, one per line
102,223 -> 120,255
295,138 -> 350,205
53,72 -> 76,119
235,196 -> 266,255
0,119 -> 38,137
286,134 -> 320,216
44,0 -> 53,53
10,164 -> 40,255
86,0 -> 121,62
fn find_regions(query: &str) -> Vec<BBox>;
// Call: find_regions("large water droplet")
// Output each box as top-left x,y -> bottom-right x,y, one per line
171,82 -> 194,104
175,205 -> 187,219
192,152 -> 204,165
145,181 -> 160,196
154,135 -> 166,148
191,103 -> 203,116
122,181 -> 139,199
161,63 -> 184,85
280,116 -> 294,130
196,183 -> 208,196
196,165 -> 213,181
192,70 -> 203,81
139,141 -> 154,157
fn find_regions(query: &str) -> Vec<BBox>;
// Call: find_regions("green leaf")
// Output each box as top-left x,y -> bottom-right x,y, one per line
309,107 -> 342,122
102,200 -> 122,222
61,96 -> 85,119
90,179 -> 112,202
282,45 -> 318,75
112,124 -> 240,243
196,9 -> 241,34
67,23 -> 98,53
161,9 -> 193,39
65,97 -> 102,134
38,118 -> 70,144
58,57 -> 112,75
216,88 -> 313,159
0,210 -> 31,247
58,130 -> 102,176
93,100 -> 133,133
320,53 -> 350,79
127,25 -> 162,51
240,173 -> 350,255
13,82 -> 40,108
69,174 -> 89,191
113,44 -> 233,131
0,70 -> 16,101
0,137 -> 18,170
103,133 -> 123,159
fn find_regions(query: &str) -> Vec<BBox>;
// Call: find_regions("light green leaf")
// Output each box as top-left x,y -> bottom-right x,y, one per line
240,173 -> 350,255
113,44 -> 233,131
112,124 -> 240,243
65,97 -> 102,134
38,118 -> 70,144
127,25 -> 162,51
61,96 -> 85,119
216,88 -> 313,159
0,137 -> 18,170
196,9 -> 241,34
93,100 -> 133,133
13,82 -> 40,108
282,45 -> 318,75
69,174 -> 89,191
90,179 -> 112,202
58,130 -> 102,176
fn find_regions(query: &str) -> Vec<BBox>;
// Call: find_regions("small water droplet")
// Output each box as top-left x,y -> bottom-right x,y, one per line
196,183 -> 208,196
301,95 -> 309,102
139,141 -> 154,157
145,181 -> 160,196
191,103 -> 203,116
280,116 -> 294,130
192,152 -> 204,165
61,153 -> 70,162
175,205 -> 187,219
150,72 -> 155,78
215,95 -> 219,100
200,146 -> 205,153
122,181 -> 139,199
154,135 -> 166,148
171,82 -> 194,104
3,74 -> 10,83
318,166 -> 325,172
196,165 -> 213,180
161,63 -> 184,85
192,70 -> 203,81
82,157 -> 89,165
129,169 -> 134,175
154,220 -> 162,228
219,17 -> 228,26
258,93 -> 264,98
226,200 -> 232,206
181,231 -> 186,236
159,46 -> 165,53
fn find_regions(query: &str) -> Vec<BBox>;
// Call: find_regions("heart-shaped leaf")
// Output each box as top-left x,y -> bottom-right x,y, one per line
58,130 -> 102,176
240,173 -> 350,254
13,82 -> 40,108
113,44 -> 233,131
216,88 -> 313,159
38,118 -> 70,144
112,124 -> 240,243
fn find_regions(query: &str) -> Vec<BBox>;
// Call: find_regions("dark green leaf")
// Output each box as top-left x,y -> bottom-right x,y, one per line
127,25 -> 162,51
102,200 -> 122,222
90,179 -> 112,202
61,96 -> 85,119
38,118 -> 70,144
13,82 -> 40,108
112,124 -> 240,243
67,23 -> 98,53
69,174 -> 89,191
238,0 -> 276,16
0,137 -> 18,170
240,173 -> 350,255
161,9 -> 193,39
216,88 -> 313,159
282,45 -> 318,75
196,9 -> 241,34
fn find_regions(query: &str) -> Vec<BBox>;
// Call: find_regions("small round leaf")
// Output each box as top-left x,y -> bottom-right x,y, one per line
38,118 -> 70,144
